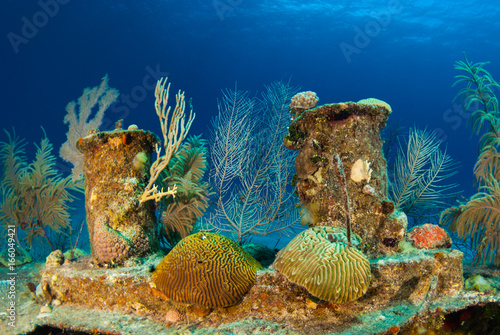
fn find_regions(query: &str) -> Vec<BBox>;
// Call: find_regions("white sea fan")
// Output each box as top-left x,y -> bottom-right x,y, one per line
59,75 -> 119,180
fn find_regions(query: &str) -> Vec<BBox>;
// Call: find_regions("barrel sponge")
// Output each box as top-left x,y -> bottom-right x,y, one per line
273,226 -> 371,303
152,232 -> 262,308
357,98 -> 392,113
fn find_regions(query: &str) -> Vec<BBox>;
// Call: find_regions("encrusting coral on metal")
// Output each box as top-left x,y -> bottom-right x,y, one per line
23,93 -> 499,335
284,98 -> 406,258
74,77 -> 195,266
27,248 -> 491,335
76,128 -> 160,265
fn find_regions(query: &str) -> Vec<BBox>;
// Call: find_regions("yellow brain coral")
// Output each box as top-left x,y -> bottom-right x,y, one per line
152,232 -> 262,308
273,226 -> 371,303
357,98 -> 392,113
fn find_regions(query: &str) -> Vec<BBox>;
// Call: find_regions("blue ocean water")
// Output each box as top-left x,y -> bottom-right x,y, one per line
1,0 -> 499,249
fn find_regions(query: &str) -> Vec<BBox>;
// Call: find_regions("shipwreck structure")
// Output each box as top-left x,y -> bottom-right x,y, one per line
15,97 -> 499,335
76,129 -> 159,265
285,98 -> 405,257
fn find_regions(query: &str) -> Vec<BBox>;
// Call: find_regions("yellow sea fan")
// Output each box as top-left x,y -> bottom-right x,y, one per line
0,129 -> 83,251
440,179 -> 500,266
160,176 -> 210,239
440,54 -> 500,266
157,135 -> 211,244
166,135 -> 208,181
474,144 -> 500,186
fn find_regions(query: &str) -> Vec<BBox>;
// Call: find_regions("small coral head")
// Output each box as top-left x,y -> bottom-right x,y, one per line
290,91 -> 319,109
273,226 -> 371,303
153,232 -> 262,308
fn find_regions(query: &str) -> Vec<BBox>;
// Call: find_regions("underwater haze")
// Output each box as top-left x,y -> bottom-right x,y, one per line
1,0 -> 500,206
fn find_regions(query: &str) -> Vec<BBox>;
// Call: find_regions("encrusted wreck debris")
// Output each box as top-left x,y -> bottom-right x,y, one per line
5,249 -> 499,335
76,129 -> 159,265
284,99 -> 405,258
7,99 -> 500,335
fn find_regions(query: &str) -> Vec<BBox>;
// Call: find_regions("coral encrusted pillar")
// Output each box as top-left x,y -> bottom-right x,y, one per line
77,129 -> 159,264
284,99 -> 407,257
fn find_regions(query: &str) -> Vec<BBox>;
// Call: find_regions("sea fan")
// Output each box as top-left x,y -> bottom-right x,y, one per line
440,54 -> 500,266
390,127 -> 460,218
202,81 -> 301,244
158,135 -> 211,245
0,129 -> 83,261
59,75 -> 119,180
453,54 -> 499,136
441,179 -> 500,266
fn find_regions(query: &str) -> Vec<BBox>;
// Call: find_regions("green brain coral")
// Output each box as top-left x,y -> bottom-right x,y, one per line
273,226 -> 371,303
357,98 -> 392,113
152,232 -> 262,308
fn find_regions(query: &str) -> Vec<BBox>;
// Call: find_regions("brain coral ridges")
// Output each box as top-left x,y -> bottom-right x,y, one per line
273,226 -> 371,303
357,98 -> 392,113
153,232 -> 262,308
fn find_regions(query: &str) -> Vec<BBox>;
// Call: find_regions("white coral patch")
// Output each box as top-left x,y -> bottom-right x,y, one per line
350,159 -> 372,183
362,184 -> 375,196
